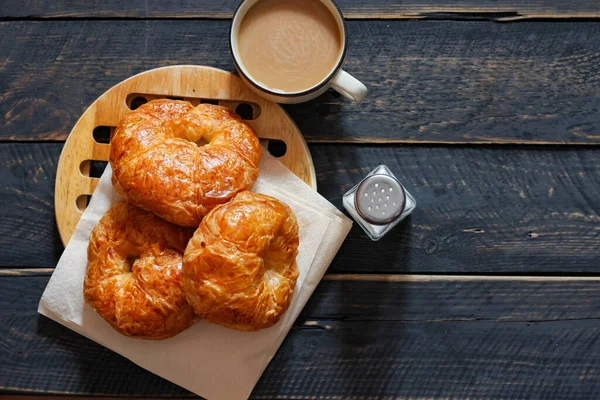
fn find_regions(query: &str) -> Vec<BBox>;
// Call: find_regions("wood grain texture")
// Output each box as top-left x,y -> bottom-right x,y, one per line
2,143 -> 599,273
1,0 -> 599,19
0,144 -> 63,268
2,20 -> 600,144
3,275 -> 600,398
315,145 -> 600,274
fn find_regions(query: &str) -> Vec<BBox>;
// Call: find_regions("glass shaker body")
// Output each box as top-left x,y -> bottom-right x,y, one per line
342,165 -> 416,241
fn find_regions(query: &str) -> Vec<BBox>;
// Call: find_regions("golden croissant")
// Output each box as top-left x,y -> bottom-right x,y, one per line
183,191 -> 300,331
84,202 -> 198,339
110,99 -> 262,227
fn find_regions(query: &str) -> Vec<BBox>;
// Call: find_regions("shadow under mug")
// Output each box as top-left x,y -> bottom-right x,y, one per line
230,0 -> 368,104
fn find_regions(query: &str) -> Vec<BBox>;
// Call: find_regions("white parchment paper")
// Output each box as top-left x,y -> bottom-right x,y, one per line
39,152 -> 352,400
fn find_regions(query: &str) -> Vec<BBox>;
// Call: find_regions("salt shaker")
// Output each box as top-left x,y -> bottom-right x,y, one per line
342,165 -> 416,241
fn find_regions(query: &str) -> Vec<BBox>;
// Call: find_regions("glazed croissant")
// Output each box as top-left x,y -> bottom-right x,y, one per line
84,202 -> 198,339
183,191 -> 300,331
110,99 -> 262,227
86,100 -> 300,337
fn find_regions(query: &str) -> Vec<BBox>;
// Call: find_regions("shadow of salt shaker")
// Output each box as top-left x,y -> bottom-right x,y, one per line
342,165 -> 417,241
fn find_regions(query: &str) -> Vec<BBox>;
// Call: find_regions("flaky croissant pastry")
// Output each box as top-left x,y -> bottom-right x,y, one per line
183,191 -> 299,331
84,202 -> 198,339
110,99 -> 261,227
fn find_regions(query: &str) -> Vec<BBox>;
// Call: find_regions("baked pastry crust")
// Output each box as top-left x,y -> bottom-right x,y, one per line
84,202 -> 198,339
110,99 -> 261,227
183,191 -> 299,331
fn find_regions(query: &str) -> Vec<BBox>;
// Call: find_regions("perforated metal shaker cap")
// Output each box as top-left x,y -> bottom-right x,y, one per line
354,174 -> 406,225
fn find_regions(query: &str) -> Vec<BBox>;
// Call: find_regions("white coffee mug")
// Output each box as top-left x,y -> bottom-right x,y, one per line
230,0 -> 368,104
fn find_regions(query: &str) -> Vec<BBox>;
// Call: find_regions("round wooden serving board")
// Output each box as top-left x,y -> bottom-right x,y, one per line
55,65 -> 316,245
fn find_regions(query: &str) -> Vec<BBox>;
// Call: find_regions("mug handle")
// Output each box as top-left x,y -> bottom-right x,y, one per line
331,69 -> 368,103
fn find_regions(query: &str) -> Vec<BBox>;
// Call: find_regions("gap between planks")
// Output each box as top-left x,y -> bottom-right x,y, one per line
0,396 -> 125,399
3,138 -> 600,147
324,274 -> 600,282
305,138 -> 600,146
1,12 -> 600,21
4,268 -> 600,282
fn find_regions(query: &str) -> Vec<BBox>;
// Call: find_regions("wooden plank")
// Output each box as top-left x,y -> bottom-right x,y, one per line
0,143 -> 63,268
2,143 -> 600,274
318,145 -> 600,274
1,0 -> 599,19
2,21 -> 600,144
2,275 -> 600,398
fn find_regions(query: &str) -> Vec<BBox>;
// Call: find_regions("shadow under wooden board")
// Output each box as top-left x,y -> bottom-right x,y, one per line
54,65 -> 316,246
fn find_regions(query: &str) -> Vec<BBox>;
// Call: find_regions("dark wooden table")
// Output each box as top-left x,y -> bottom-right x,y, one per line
2,1 -> 600,399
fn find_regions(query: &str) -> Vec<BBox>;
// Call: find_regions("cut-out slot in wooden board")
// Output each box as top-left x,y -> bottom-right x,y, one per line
55,65 -> 316,245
